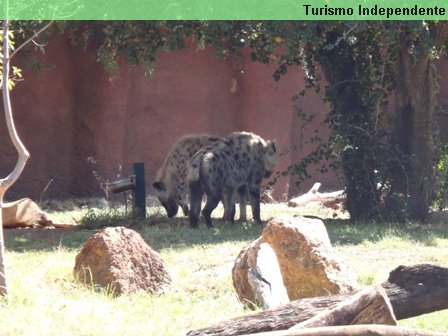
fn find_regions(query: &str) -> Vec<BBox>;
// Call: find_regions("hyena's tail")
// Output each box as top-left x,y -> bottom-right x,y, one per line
187,151 -> 202,183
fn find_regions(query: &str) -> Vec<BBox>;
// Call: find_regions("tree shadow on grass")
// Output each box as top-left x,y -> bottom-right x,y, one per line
324,217 -> 448,247
4,227 -> 95,252
6,209 -> 448,252
139,216 -> 264,251
3,216 -> 265,253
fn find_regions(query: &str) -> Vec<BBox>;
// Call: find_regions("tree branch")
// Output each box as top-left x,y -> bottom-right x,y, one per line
1,20 -> 30,197
10,20 -> 54,60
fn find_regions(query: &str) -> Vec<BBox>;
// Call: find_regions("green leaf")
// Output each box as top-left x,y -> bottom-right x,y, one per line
7,79 -> 14,90
12,66 -> 22,78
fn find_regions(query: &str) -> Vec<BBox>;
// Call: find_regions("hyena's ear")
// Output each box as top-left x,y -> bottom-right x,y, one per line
152,181 -> 166,192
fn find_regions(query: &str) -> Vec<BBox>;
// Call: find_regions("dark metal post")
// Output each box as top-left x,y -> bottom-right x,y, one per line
132,162 -> 146,220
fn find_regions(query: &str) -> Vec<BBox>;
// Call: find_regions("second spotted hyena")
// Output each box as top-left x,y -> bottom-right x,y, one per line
153,134 -> 220,217
187,131 -> 277,228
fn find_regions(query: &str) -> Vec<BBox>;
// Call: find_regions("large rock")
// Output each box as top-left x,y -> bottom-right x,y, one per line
74,227 -> 171,296
232,215 -> 357,307
262,216 -> 357,300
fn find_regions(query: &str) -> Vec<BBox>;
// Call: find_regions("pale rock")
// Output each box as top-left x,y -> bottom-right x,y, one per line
262,215 -> 357,300
233,215 -> 357,308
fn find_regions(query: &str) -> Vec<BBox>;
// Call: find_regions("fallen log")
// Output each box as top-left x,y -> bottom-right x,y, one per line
187,264 -> 448,336
381,264 -> 448,319
287,183 -> 345,208
187,295 -> 346,336
240,325 -> 447,336
41,222 -> 78,229
290,285 -> 396,329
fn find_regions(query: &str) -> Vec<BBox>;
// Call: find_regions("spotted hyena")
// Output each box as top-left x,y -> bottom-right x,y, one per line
153,134 -> 221,217
187,131 -> 277,228
152,134 -> 248,219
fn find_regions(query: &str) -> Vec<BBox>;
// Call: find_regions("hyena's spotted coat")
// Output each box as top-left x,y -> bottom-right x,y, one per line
153,134 -> 220,217
187,131 -> 277,228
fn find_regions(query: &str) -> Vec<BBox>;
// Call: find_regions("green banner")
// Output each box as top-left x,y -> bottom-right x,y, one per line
0,0 -> 447,20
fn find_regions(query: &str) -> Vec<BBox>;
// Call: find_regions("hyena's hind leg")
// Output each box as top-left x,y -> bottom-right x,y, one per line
188,180 -> 204,228
222,187 -> 236,223
201,193 -> 222,228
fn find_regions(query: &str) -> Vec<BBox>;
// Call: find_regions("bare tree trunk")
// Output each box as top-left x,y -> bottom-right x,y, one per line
386,35 -> 435,222
0,20 -> 31,297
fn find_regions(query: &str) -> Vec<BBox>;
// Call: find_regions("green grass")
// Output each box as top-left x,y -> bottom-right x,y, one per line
1,202 -> 448,335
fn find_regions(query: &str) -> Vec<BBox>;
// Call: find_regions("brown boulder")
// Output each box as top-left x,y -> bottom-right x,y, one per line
232,215 -> 357,307
74,226 -> 171,296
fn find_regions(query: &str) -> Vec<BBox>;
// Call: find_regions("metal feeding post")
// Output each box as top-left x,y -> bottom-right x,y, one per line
107,162 -> 146,220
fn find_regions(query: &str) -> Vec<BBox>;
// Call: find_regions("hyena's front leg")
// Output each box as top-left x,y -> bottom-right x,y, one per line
236,184 -> 247,222
248,183 -> 262,224
175,183 -> 189,216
